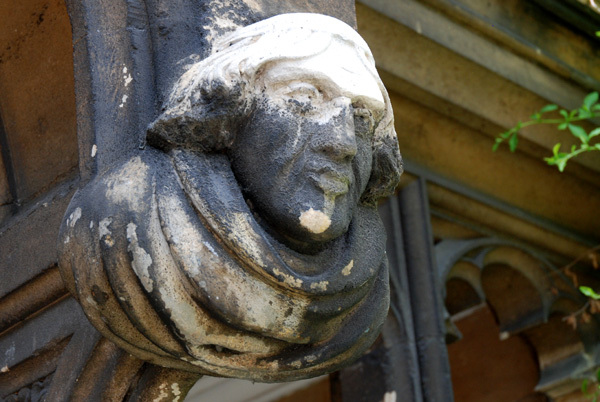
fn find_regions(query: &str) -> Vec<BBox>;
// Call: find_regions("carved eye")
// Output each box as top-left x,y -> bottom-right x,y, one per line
352,103 -> 376,138
284,82 -> 322,103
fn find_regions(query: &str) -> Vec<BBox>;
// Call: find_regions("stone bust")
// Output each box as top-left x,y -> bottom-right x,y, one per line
59,13 -> 402,382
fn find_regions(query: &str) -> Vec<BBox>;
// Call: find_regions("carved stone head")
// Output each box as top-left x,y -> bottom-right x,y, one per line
59,13 -> 402,382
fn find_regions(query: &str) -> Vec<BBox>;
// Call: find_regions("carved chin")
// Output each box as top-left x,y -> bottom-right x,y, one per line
299,208 -> 331,234
58,150 -> 389,382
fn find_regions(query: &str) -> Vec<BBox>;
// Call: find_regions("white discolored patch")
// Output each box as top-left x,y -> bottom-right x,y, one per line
203,241 -> 217,256
64,236 -> 70,244
383,391 -> 397,402
299,208 -> 331,234
305,354 -> 317,363
342,260 -> 354,276
67,207 -> 82,228
226,212 -> 265,267
98,218 -> 112,237
171,383 -> 181,400
126,222 -> 154,292
119,94 -> 128,108
91,144 -> 97,157
152,383 -> 169,402
273,267 -> 303,288
122,66 -> 133,87
5,343 -> 15,361
309,281 -> 328,291
104,156 -> 149,213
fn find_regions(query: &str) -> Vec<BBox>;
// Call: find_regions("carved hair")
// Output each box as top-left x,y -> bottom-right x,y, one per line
148,13 -> 402,205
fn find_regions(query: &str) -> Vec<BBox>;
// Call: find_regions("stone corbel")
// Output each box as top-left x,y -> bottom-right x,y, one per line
59,7 -> 402,385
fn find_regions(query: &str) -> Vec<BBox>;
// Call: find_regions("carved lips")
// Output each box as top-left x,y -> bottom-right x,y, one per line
308,166 -> 352,196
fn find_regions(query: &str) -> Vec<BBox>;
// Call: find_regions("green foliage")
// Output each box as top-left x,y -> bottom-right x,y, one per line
494,91 -> 600,171
580,286 -> 600,300
582,368 -> 600,402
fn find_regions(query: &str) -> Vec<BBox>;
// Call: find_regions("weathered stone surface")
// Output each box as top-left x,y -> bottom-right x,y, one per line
59,14 -> 402,382
0,0 -> 77,210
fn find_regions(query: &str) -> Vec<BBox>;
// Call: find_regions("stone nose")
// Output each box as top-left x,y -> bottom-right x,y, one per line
311,100 -> 357,163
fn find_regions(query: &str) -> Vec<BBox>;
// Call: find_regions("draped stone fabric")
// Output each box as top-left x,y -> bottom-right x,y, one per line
58,13 -> 402,382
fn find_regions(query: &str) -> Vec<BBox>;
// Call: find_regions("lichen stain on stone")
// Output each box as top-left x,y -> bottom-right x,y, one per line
171,383 -> 181,401
272,267 -> 303,288
67,207 -> 82,228
104,235 -> 115,247
342,260 -> 354,276
152,383 -> 169,402
126,222 -> 154,292
299,208 -> 331,233
309,281 -> 328,291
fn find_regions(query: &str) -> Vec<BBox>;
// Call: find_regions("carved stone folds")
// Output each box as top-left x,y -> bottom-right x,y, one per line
58,14 -> 402,382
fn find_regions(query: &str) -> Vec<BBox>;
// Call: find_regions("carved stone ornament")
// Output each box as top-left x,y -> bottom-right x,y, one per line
58,13 -> 402,382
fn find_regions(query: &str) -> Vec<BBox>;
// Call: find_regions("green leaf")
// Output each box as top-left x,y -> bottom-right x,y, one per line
568,124 -> 589,144
552,143 -> 561,155
580,286 -> 600,300
593,104 -> 600,111
584,379 -> 590,394
558,122 -> 568,130
492,142 -> 500,152
589,128 -> 600,139
596,368 -> 600,383
539,104 -> 558,113
578,108 -> 594,119
560,110 -> 569,119
584,92 -> 599,110
509,133 -> 519,152
557,158 -> 568,172
595,144 -> 600,150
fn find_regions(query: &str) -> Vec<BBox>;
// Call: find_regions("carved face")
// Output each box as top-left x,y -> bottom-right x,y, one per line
229,53 -> 385,249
